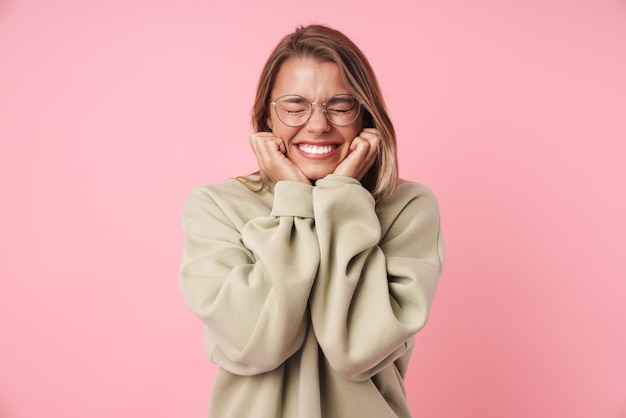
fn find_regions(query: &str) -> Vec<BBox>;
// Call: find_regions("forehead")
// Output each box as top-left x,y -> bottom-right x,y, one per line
272,57 -> 349,99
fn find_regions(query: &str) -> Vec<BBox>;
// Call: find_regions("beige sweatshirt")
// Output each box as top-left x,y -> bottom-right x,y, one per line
179,174 -> 445,417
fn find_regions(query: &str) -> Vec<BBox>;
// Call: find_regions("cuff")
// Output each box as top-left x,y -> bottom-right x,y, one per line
270,181 -> 314,218
315,174 -> 362,188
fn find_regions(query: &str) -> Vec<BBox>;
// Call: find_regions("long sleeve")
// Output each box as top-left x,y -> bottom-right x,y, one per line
310,175 -> 445,381
179,181 -> 320,376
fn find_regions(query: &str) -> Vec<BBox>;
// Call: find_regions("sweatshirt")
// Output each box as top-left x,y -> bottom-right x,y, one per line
179,174 -> 445,417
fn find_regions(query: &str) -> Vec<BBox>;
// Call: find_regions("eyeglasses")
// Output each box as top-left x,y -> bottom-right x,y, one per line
271,94 -> 361,127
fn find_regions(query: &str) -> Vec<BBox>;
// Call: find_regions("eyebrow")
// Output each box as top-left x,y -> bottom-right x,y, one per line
281,96 -> 308,103
326,96 -> 355,103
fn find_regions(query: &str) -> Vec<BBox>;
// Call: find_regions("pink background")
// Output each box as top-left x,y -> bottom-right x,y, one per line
1,0 -> 625,417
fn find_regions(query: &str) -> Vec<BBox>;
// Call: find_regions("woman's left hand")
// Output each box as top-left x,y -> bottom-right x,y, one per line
332,128 -> 380,180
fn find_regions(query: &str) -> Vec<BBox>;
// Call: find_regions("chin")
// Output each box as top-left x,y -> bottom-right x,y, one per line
303,168 -> 335,181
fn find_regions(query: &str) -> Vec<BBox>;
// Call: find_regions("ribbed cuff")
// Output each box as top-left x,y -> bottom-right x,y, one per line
315,174 -> 362,188
271,181 -> 314,218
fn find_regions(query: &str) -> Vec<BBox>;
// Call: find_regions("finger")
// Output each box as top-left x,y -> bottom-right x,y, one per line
249,132 -> 275,152
349,136 -> 362,151
350,136 -> 374,156
250,134 -> 281,170
249,132 -> 275,143
250,133 -> 283,155
358,128 -> 381,146
357,129 -> 381,159
360,127 -> 380,136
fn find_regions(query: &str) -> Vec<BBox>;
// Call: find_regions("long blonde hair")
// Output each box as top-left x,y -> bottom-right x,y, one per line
242,24 -> 399,204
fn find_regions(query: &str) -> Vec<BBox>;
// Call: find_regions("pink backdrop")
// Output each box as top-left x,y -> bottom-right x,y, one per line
1,0 -> 625,417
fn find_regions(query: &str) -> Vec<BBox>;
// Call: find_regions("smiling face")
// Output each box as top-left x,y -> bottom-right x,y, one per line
268,57 -> 363,181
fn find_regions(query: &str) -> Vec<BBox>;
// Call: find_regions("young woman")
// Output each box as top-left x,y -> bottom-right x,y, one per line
180,24 -> 445,418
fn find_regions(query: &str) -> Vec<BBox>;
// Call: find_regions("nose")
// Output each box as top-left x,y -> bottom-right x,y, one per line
306,103 -> 330,134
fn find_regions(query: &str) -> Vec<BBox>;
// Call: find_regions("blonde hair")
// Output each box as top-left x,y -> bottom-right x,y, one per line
242,24 -> 398,203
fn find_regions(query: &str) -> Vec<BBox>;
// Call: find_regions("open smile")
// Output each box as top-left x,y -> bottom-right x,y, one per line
296,144 -> 339,156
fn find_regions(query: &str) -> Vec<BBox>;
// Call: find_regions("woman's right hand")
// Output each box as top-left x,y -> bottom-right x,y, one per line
249,132 -> 311,185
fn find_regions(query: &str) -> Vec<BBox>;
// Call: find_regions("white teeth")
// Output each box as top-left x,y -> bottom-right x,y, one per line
297,144 -> 336,155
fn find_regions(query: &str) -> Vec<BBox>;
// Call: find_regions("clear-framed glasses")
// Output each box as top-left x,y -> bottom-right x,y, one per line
271,94 -> 361,127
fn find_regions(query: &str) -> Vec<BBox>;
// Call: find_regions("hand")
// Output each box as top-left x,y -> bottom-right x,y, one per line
332,128 -> 380,180
249,132 -> 311,184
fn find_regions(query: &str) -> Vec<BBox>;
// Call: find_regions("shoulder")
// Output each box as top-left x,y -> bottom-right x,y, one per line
187,178 -> 269,203
376,179 -> 441,224
385,179 -> 439,208
372,180 -> 443,248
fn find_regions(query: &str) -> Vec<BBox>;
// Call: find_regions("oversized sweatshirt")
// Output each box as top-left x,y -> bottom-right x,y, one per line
179,174 -> 445,418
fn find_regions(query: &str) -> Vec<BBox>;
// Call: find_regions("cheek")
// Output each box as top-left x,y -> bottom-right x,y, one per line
267,112 -> 276,131
345,116 -> 364,139
273,125 -> 301,143
343,127 -> 361,144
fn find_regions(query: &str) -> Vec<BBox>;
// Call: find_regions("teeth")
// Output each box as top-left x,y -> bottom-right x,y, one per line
297,144 -> 336,155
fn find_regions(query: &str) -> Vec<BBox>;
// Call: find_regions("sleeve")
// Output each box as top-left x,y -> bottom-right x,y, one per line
309,175 -> 445,381
179,181 -> 320,376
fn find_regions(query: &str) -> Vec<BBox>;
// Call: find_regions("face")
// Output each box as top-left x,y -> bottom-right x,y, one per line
268,57 -> 363,181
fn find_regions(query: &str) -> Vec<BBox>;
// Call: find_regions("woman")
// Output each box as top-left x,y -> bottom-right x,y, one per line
180,24 -> 445,418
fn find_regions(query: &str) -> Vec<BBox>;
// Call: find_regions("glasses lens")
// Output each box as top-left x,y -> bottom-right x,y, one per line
325,95 -> 360,126
273,94 -> 361,127
274,96 -> 311,127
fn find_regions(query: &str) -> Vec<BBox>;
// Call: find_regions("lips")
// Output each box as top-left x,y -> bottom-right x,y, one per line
296,144 -> 339,155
